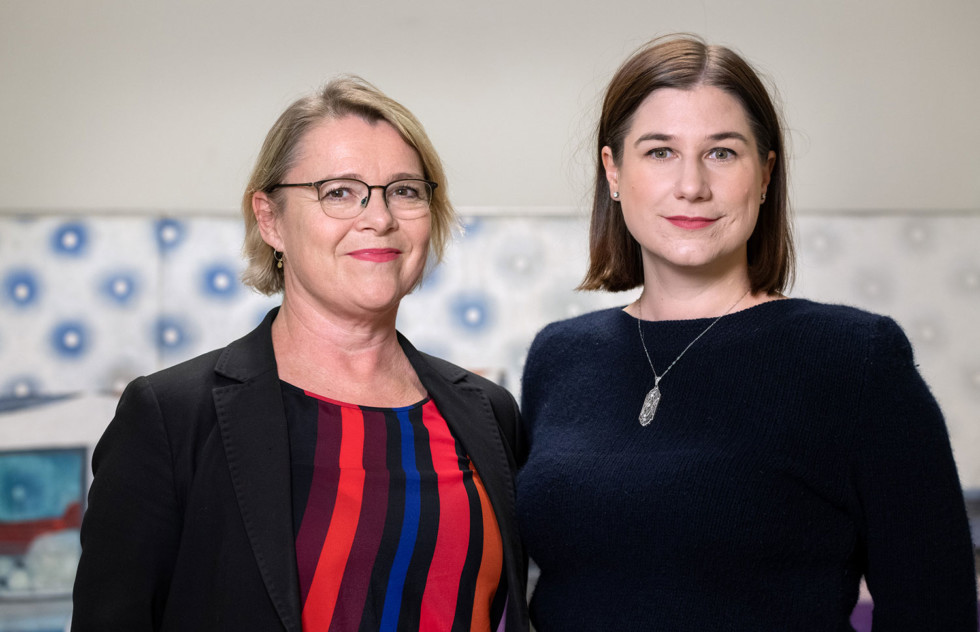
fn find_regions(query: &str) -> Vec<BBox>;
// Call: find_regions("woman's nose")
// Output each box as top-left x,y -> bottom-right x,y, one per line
674,159 -> 711,201
356,188 -> 397,229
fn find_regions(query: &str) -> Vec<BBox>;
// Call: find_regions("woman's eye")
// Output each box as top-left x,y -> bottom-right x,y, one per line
390,186 -> 420,199
649,148 -> 672,160
709,148 -> 735,160
322,186 -> 354,200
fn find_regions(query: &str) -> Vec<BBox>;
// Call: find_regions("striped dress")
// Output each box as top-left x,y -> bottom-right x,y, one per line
282,381 -> 506,631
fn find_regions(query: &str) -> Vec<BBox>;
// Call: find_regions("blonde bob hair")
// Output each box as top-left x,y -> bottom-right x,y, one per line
241,76 -> 457,295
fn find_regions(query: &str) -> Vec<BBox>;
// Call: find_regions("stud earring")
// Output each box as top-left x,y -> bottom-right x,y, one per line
274,250 -> 284,269
761,192 -> 767,203
612,191 -> 620,200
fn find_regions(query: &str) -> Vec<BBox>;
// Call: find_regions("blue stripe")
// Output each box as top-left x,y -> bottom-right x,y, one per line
379,409 -> 421,630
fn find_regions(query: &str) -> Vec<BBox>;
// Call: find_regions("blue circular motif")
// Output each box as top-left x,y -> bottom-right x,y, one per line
3,270 -> 40,307
2,376 -> 40,399
202,264 -> 239,299
51,321 -> 89,358
100,271 -> 139,305
450,293 -> 493,332
51,222 -> 89,256
155,219 -> 186,253
155,316 -> 190,352
0,465 -> 45,517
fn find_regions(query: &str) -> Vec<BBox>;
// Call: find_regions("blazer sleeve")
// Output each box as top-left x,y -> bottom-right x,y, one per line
72,377 -> 183,631
852,317 -> 978,629
483,379 -> 527,470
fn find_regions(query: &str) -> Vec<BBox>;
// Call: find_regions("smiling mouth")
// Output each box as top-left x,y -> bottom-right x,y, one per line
349,248 -> 401,262
664,216 -> 718,230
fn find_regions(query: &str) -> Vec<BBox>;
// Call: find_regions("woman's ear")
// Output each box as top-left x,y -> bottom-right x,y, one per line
601,146 -> 620,198
252,190 -> 283,251
761,150 -> 776,192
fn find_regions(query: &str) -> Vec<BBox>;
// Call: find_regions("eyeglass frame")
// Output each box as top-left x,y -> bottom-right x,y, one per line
266,177 -> 438,219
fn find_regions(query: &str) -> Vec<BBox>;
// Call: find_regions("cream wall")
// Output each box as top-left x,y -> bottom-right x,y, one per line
0,4 -> 977,618
1,0 -> 978,214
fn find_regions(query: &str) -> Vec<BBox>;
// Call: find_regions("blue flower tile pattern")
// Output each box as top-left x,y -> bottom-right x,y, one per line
0,211 -> 976,493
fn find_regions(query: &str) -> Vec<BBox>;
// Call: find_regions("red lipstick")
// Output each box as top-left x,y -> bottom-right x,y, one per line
665,216 -> 718,230
349,248 -> 401,262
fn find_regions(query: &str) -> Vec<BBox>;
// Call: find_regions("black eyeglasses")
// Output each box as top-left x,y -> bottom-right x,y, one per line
267,178 -> 437,220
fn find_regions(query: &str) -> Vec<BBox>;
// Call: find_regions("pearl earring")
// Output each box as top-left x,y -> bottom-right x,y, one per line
612,191 -> 620,200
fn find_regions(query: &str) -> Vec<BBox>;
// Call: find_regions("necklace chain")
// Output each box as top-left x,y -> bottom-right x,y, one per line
636,289 -> 750,426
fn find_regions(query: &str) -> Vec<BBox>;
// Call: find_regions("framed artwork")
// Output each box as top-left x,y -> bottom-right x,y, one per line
0,447 -> 85,632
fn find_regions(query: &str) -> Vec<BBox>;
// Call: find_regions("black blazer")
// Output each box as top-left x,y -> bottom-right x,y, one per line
72,308 -> 529,631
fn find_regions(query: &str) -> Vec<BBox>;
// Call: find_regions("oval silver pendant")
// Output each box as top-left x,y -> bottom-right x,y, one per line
639,385 -> 661,426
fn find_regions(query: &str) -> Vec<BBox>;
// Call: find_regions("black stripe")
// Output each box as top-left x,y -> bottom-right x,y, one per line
282,381 -> 319,540
451,448 -> 483,632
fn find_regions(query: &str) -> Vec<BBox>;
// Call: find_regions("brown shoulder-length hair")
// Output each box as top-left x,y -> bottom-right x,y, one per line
241,76 -> 457,295
580,34 -> 794,294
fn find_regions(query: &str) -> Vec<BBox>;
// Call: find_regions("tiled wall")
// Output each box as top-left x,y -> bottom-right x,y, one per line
2,210 -> 977,480
0,209 -> 977,628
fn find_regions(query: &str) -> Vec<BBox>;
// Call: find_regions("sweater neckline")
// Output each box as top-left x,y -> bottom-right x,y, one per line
618,296 -> 803,327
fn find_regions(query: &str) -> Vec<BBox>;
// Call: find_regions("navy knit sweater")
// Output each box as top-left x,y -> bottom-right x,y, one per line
517,299 -> 977,631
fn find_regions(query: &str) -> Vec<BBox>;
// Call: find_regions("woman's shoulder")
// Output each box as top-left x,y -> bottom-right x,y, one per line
417,351 -> 512,397
115,348 -> 229,427
777,297 -> 885,321
773,298 -> 901,333
763,298 -> 911,359
141,310 -> 277,394
531,306 -> 627,348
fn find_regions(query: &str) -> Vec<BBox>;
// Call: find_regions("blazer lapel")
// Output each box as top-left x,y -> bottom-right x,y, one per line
212,309 -> 302,632
399,334 -> 519,543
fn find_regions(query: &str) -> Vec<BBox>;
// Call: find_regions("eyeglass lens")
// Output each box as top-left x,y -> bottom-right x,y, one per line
315,179 -> 432,219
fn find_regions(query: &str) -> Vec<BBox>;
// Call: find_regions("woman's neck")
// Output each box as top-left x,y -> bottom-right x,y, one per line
626,253 -> 782,321
270,296 -> 425,407
631,285 -> 752,322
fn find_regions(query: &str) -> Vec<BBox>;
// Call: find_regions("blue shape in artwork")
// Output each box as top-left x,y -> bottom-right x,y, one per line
1,375 -> 40,401
100,271 -> 140,306
450,293 -> 493,331
50,222 -> 88,257
0,393 -> 73,414
155,315 -> 190,352
0,450 -> 84,523
460,216 -> 483,238
3,269 -> 40,307
155,218 -> 186,253
50,321 -> 89,358
202,263 -> 239,299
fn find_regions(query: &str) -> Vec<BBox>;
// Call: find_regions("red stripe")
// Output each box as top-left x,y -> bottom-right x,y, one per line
418,401 -> 470,630
302,406 -> 366,629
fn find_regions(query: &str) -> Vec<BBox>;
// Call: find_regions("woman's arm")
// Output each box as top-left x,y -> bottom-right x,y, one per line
854,317 -> 977,630
71,377 -> 183,631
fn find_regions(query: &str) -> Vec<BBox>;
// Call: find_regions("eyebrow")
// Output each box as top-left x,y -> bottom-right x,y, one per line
633,131 -> 751,147
320,171 -> 425,183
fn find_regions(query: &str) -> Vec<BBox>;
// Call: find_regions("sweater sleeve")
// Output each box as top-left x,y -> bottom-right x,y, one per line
852,317 -> 977,630
520,323 -> 563,436
71,377 -> 182,631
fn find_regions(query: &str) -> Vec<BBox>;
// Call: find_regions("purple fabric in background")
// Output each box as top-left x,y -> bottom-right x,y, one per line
850,602 -> 980,632
849,603 -> 872,631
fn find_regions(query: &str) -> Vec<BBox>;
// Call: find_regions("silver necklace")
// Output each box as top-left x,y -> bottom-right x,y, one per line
636,289 -> 750,426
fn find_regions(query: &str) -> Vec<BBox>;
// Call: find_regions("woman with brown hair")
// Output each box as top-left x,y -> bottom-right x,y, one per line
517,35 -> 976,630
